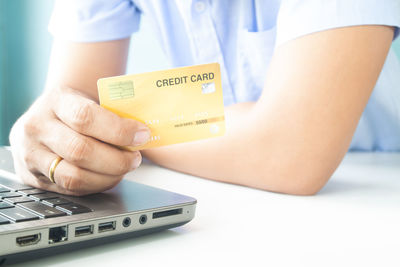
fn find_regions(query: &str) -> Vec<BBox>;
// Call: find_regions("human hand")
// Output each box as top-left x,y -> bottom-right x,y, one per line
9,86 -> 150,195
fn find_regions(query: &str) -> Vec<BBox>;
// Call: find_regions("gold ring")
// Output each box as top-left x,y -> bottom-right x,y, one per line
48,156 -> 63,184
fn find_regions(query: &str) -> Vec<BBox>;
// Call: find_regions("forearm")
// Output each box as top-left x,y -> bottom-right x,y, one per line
142,101 -> 337,195
143,25 -> 394,195
45,38 -> 131,100
142,102 -> 259,185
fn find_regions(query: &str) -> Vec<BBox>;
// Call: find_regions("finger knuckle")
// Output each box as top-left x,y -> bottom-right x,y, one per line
66,136 -> 91,163
22,150 -> 36,172
16,170 -> 36,187
115,154 -> 133,175
30,175 -> 49,189
113,124 -> 131,145
60,168 -> 85,192
22,118 -> 40,137
104,175 -> 124,191
70,101 -> 96,132
21,149 -> 31,164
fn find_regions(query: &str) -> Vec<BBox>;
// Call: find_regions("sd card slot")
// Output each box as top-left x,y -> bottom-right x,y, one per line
152,208 -> 182,219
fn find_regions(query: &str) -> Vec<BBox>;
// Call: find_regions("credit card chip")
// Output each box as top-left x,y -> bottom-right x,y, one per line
108,81 -> 134,100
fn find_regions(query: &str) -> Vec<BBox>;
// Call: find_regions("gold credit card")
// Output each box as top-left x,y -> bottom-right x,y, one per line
97,63 -> 225,151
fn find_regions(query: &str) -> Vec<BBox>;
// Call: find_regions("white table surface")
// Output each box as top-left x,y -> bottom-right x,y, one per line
15,153 -> 400,267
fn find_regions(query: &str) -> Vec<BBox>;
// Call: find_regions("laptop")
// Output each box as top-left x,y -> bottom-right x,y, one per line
0,147 -> 196,265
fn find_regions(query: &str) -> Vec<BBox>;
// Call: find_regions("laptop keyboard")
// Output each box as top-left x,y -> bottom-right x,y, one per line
0,182 -> 92,225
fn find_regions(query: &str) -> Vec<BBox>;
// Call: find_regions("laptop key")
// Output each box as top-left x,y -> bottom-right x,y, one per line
4,196 -> 35,204
0,192 -> 22,199
56,203 -> 92,215
0,207 -> 39,222
0,201 -> 14,209
19,202 -> 67,218
0,215 -> 10,225
42,198 -> 71,207
0,186 -> 10,193
30,192 -> 59,201
1,182 -> 33,191
19,189 -> 46,195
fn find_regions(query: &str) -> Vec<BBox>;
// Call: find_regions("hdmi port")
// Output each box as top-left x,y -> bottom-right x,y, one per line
75,225 -> 93,237
16,233 -> 41,246
98,221 -> 116,233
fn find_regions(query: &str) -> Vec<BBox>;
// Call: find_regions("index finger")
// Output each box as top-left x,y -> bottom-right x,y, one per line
52,87 -> 150,147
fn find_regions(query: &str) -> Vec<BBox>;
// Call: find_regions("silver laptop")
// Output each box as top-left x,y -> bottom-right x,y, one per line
0,147 -> 196,265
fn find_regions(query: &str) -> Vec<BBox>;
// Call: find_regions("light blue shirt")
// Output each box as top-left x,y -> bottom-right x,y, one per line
49,0 -> 400,151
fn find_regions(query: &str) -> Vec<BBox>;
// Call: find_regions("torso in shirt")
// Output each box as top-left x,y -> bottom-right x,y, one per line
133,0 -> 400,151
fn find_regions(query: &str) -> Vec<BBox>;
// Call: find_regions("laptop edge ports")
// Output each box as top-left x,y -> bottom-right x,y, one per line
152,208 -> 183,219
122,217 -> 131,227
49,226 -> 68,244
139,215 -> 147,225
74,225 -> 94,237
98,221 -> 116,233
16,233 -> 41,246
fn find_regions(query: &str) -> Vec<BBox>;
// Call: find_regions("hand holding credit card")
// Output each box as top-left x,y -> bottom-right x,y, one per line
97,63 -> 226,151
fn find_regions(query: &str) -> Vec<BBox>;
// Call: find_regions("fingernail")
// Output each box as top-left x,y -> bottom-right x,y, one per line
132,130 -> 151,146
131,153 -> 142,170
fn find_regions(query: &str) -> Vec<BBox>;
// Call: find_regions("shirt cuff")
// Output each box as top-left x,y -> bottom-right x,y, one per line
276,0 -> 400,46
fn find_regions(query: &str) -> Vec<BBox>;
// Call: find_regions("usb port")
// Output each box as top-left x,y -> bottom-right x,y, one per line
98,221 -> 116,233
75,225 -> 93,237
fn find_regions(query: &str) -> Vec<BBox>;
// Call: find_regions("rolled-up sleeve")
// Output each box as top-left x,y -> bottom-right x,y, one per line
276,0 -> 400,46
48,0 -> 141,42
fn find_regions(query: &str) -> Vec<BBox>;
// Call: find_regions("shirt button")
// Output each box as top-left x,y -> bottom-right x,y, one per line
194,1 -> 206,12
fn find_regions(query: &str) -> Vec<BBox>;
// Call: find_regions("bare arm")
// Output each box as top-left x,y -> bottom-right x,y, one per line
46,38 -> 131,100
143,25 -> 394,195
